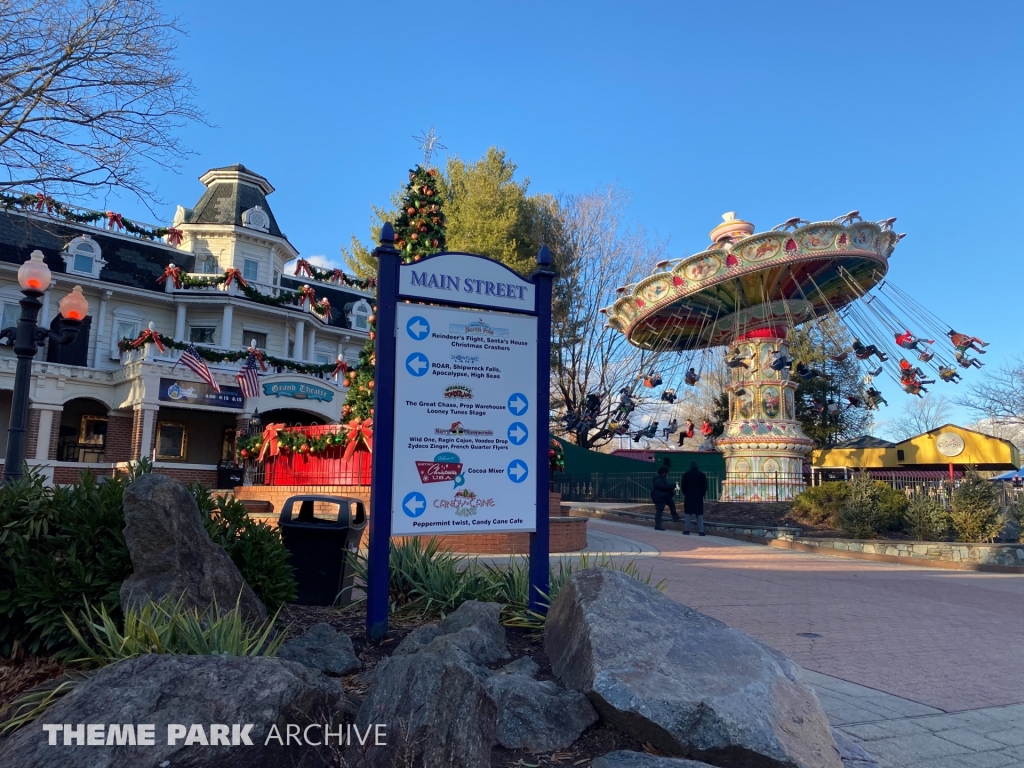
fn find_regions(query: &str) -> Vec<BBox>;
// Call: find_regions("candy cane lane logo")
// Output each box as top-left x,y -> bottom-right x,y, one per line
415,451 -> 464,485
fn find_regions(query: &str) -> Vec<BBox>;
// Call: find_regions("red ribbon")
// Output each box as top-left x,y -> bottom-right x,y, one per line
165,228 -> 183,246
257,423 -> 282,461
298,284 -> 316,308
249,345 -> 268,371
35,193 -> 49,211
224,267 -> 248,288
106,211 -> 124,230
330,269 -> 345,284
294,259 -> 312,277
129,328 -> 166,353
316,297 -> 332,322
157,264 -> 183,289
343,418 -> 373,460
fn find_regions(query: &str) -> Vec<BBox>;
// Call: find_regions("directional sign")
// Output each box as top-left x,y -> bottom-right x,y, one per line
402,491 -> 427,518
508,393 -> 529,416
405,352 -> 429,377
393,303 -> 537,535
406,315 -> 430,340
507,459 -> 529,483
508,422 -> 529,445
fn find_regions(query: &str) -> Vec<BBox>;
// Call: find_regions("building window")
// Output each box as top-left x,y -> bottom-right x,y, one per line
110,310 -> 142,359
196,255 -> 219,274
62,236 -> 105,278
189,326 -> 217,345
350,300 -> 371,331
273,270 -> 281,287
315,352 -> 330,365
242,258 -> 259,283
221,427 -> 236,462
156,422 -> 187,460
1,301 -> 20,332
244,331 -> 267,350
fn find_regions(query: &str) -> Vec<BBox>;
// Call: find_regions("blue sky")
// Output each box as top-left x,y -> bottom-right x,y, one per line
117,0 -> 1023,435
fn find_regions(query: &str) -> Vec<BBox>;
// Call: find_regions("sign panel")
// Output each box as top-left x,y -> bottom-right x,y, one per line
399,253 -> 536,312
261,381 -> 335,402
158,378 -> 244,409
392,303 -> 537,535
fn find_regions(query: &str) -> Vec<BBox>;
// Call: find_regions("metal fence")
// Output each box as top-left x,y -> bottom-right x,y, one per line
552,472 -> 722,504
721,472 -> 807,503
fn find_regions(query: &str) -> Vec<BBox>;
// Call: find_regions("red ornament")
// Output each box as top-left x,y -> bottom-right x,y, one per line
368,380 -> 375,389
410,233 -> 418,240
300,443 -> 310,454
240,448 -> 250,458
407,207 -> 415,215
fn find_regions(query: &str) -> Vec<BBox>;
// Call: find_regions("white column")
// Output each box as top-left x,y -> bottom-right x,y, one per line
90,290 -> 111,367
306,327 -> 316,362
40,283 -> 52,328
34,407 -> 57,461
174,304 -> 187,340
139,405 -> 159,460
293,319 -> 305,361
220,304 -> 233,349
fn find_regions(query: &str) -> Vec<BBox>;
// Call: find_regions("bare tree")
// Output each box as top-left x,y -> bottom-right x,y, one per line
964,417 -> 1024,451
956,356 -> 1024,429
887,393 -> 952,441
550,186 -> 664,450
0,0 -> 203,206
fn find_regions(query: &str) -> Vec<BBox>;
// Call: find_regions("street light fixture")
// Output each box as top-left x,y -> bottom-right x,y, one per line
1,251 -> 89,482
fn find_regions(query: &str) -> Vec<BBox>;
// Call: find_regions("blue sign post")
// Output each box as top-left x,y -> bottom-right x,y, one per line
366,224 -> 554,640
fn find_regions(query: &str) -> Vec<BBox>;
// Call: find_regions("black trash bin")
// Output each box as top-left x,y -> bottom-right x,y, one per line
217,461 -> 245,489
278,495 -> 367,606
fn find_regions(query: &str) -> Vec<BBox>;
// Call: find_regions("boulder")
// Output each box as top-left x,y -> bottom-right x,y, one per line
392,624 -> 440,656
545,568 -> 843,768
119,474 -> 267,624
351,649 -> 497,768
832,729 -> 882,768
278,623 -> 361,676
594,753 -> 721,768
593,752 -> 721,768
392,600 -> 508,666
497,655 -> 540,678
0,654 -> 349,768
485,666 -> 598,752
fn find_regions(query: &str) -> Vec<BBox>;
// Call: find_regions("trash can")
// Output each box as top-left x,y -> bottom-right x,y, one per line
217,461 -> 245,489
278,495 -> 367,606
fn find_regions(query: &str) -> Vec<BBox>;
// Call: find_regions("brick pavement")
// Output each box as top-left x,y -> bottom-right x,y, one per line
586,520 -> 1024,767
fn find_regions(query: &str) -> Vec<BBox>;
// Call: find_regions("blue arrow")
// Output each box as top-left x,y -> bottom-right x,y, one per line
507,422 -> 529,445
508,393 -> 529,416
507,460 -> 529,483
406,315 -> 430,340
405,352 -> 429,377
401,491 -> 427,518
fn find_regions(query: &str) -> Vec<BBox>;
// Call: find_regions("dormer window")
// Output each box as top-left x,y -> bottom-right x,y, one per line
241,206 -> 269,232
62,236 -> 105,278
349,300 -> 372,331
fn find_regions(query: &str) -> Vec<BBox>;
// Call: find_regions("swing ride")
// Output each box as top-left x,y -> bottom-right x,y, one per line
598,211 -> 989,501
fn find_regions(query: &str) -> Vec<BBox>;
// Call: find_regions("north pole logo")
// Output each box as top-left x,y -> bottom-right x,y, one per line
415,451 -> 465,487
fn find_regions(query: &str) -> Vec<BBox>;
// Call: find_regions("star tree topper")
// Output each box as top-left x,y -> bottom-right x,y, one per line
413,126 -> 446,166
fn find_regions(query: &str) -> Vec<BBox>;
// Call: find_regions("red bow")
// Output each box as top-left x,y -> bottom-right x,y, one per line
157,264 -> 182,289
165,228 -> 183,246
343,418 -> 373,460
316,297 -> 332,322
224,267 -> 248,288
248,345 -> 268,371
35,193 -> 51,212
367,277 -> 377,288
129,327 -> 166,353
294,259 -> 312,277
298,284 -> 316,307
106,211 -> 124,230
258,423 -> 282,461
330,269 -> 345,284
332,358 -> 348,378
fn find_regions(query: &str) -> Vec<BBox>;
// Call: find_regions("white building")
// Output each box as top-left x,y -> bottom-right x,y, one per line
0,165 -> 371,486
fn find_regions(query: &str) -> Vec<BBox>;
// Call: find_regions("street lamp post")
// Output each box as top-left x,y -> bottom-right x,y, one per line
1,251 -> 89,482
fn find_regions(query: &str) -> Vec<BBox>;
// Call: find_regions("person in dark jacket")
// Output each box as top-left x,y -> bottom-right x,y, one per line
679,460 -> 707,536
650,465 -> 679,530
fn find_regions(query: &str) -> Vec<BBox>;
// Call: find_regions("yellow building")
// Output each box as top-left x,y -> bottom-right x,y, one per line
812,424 -> 1019,480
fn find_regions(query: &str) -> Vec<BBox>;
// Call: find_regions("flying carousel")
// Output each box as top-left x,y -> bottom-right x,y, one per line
597,211 -> 988,502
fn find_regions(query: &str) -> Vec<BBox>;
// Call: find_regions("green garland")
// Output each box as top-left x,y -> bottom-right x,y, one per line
235,426 -> 353,461
0,191 -> 180,242
179,271 -> 331,317
118,333 -> 339,377
293,259 -> 376,291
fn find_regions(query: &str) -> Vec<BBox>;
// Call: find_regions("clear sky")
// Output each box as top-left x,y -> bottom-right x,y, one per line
115,0 -> 1023,436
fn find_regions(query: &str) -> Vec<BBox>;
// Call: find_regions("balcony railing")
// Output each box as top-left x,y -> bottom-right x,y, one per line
119,344 -> 346,383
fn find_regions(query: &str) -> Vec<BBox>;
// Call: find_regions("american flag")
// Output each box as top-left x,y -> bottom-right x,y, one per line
236,351 -> 261,398
176,342 -> 220,393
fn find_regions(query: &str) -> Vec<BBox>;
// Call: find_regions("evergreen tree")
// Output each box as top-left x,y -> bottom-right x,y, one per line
340,166 -> 447,422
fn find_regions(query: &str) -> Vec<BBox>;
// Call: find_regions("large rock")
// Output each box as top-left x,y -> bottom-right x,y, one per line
0,654 -> 349,768
593,752 -> 720,768
119,474 -> 267,624
278,623 -> 361,676
545,568 -> 843,768
352,650 -> 497,768
485,659 -> 598,752
393,600 -> 509,666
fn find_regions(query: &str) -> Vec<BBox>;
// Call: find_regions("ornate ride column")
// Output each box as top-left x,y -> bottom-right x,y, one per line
716,327 -> 814,502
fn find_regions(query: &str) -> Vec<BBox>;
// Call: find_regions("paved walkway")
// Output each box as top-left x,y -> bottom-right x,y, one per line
584,520 -> 1024,768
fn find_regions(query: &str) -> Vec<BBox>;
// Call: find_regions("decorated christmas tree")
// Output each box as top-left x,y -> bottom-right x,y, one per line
393,165 -> 447,263
340,164 -> 447,423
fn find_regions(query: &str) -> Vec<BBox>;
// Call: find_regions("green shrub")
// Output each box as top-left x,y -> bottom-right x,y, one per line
950,472 -> 1003,542
792,482 -> 849,525
836,473 -> 909,538
0,468 -> 296,656
904,497 -> 949,541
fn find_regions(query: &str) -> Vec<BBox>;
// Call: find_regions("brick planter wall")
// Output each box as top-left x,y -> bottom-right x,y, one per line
234,486 -> 587,554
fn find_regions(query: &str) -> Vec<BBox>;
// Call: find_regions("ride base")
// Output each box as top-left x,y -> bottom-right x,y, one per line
716,328 -> 814,502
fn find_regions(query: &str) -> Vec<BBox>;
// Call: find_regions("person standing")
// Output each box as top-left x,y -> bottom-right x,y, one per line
680,460 -> 707,536
650,465 -> 679,530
